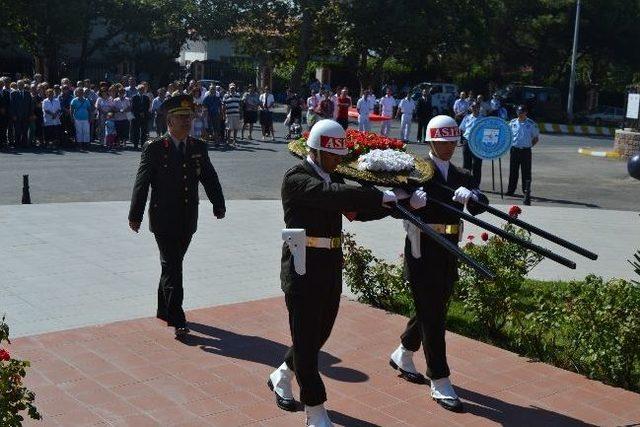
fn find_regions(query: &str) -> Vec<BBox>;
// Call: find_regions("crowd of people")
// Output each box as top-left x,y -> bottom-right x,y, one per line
0,72 -> 518,159
0,74 -> 289,152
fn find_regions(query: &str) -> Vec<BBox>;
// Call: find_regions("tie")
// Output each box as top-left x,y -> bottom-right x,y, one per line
179,140 -> 185,156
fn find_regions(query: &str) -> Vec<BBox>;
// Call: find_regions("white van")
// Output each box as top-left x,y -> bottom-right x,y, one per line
410,82 -> 459,115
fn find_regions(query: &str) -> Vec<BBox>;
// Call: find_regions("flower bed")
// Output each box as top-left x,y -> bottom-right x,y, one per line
342,207 -> 640,392
1,316 -> 41,425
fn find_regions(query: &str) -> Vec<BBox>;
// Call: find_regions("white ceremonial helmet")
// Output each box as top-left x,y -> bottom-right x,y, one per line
425,115 -> 461,143
306,119 -> 349,155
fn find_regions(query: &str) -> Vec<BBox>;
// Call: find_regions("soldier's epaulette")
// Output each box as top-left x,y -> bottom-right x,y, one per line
142,136 -> 170,150
147,136 -> 167,145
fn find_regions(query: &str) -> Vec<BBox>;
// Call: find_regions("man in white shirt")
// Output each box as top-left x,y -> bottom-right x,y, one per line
330,88 -> 339,119
379,88 -> 396,136
306,90 -> 319,130
458,102 -> 483,187
490,93 -> 501,116
259,86 -> 276,140
452,91 -> 469,123
356,89 -> 374,131
42,88 -> 62,149
396,93 -> 416,142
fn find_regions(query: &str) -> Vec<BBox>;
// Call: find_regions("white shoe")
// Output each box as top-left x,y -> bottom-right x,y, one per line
430,377 -> 463,412
305,404 -> 333,427
269,362 -> 294,400
389,344 -> 426,383
390,344 -> 418,374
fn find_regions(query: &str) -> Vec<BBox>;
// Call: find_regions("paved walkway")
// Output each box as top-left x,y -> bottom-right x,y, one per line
2,201 -> 638,338
9,297 -> 640,426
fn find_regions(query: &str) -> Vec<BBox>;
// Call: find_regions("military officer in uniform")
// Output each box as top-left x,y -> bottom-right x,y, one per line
506,104 -> 539,200
268,119 -> 407,426
388,115 -> 488,413
128,95 -> 225,338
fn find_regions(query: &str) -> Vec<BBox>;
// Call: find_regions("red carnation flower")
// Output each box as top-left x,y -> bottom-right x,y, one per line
302,131 -> 310,140
508,205 -> 522,218
481,232 -> 489,241
0,349 -> 10,361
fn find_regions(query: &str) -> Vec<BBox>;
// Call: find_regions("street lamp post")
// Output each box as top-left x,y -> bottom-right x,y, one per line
567,0 -> 581,122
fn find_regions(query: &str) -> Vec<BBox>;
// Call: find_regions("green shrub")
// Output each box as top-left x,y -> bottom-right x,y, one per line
343,233 -> 413,316
561,275 -> 640,389
629,249 -> 640,286
456,223 -> 542,337
341,213 -> 640,392
0,315 -> 41,426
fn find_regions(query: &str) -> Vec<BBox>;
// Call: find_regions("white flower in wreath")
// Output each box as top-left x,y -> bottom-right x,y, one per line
357,149 -> 415,172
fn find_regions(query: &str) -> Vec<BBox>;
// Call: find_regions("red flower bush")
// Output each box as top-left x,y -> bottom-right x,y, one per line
1,315 -> 41,423
481,232 -> 489,241
508,205 -> 522,218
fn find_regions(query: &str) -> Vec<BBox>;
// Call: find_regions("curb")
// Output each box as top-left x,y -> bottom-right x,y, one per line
539,123 -> 615,136
578,147 -> 621,158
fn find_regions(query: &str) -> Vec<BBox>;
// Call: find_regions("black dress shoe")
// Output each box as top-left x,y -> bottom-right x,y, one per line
433,396 -> 464,413
505,191 -> 515,197
389,360 -> 426,384
267,379 -> 297,412
174,327 -> 190,338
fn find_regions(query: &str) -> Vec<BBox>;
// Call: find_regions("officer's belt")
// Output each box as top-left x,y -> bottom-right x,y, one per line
424,224 -> 460,235
306,236 -> 342,249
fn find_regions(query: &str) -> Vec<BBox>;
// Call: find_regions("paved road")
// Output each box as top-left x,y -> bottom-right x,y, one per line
1,120 -> 637,210
3,200 -> 635,337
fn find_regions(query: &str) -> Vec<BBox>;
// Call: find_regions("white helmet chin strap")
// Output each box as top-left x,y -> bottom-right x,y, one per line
317,149 -> 325,172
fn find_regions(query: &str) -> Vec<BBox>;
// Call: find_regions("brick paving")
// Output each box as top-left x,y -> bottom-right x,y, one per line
9,297 -> 640,426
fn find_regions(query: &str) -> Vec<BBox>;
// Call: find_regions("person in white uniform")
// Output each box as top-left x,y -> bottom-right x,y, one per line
356,89 -> 374,131
378,88 -> 396,136
396,93 -> 416,142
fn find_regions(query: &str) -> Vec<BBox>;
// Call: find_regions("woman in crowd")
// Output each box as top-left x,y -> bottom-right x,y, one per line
113,86 -> 131,149
42,88 -> 62,149
95,87 -> 114,146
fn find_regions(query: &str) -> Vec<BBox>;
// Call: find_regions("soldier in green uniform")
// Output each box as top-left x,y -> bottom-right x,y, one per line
388,115 -> 488,413
267,119 -> 408,427
128,95 -> 225,338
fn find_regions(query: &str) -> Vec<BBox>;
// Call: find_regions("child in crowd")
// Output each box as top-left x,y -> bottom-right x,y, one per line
104,112 -> 117,151
190,104 -> 205,139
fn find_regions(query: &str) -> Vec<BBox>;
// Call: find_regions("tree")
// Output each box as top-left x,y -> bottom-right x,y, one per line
2,0 -> 86,81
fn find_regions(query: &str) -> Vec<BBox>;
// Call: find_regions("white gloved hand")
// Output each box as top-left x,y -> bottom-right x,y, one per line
382,190 -> 398,206
452,186 -> 474,204
409,187 -> 427,209
392,188 -> 411,200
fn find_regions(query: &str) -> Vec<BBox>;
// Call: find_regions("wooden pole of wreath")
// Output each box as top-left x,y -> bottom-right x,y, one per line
428,197 -> 577,269
431,182 -> 598,260
391,202 -> 495,280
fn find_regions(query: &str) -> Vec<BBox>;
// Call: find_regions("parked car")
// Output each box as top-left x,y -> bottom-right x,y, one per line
410,82 -> 459,115
495,84 -> 564,122
578,105 -> 625,126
